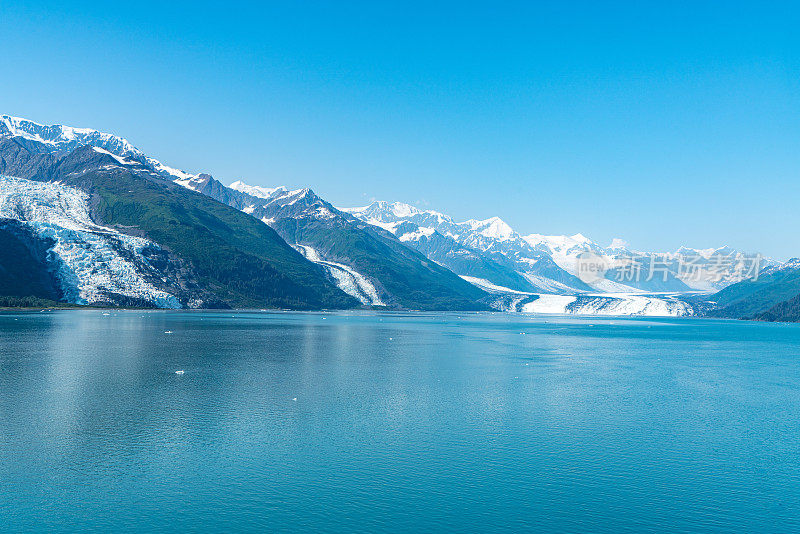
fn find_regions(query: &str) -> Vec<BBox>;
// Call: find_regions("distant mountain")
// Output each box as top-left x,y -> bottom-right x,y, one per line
343,202 -> 590,293
0,116 -> 358,309
177,176 -> 488,310
343,200 -> 769,297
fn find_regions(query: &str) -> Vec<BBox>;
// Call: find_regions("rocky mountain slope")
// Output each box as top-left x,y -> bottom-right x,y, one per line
177,176 -> 488,310
0,118 -> 358,309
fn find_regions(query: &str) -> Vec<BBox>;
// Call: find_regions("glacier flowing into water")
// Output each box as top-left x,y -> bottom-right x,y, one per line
0,176 -> 181,308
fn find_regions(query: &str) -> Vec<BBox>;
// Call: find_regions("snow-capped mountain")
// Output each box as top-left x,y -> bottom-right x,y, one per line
1,115 -> 488,310
525,234 -> 771,292
0,115 -> 202,184
0,117 -> 362,310
344,200 -> 772,298
343,202 -> 591,294
0,113 -> 777,316
172,176 -> 488,310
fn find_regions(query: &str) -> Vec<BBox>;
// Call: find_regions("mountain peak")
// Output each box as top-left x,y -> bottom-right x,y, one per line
608,238 -> 628,249
229,180 -> 287,199
463,216 -> 514,240
0,114 -> 207,185
0,114 -> 142,160
570,233 -> 590,243
389,201 -> 422,218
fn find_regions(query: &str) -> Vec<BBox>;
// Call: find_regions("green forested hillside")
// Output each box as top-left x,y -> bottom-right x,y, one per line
78,166 -> 359,309
190,173 -> 489,311
752,293 -> 800,322
275,217 -> 488,311
710,265 -> 800,319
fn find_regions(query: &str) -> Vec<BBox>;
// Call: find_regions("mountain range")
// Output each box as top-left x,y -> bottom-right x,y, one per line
342,201 -> 768,294
1,114 -> 796,319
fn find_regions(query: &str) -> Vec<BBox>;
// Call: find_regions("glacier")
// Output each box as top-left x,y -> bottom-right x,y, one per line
294,245 -> 386,306
521,294 -> 694,317
0,176 -> 181,308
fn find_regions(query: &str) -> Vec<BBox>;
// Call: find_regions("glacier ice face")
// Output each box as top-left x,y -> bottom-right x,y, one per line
0,176 -> 181,308
469,274 -> 694,317
520,294 -> 694,317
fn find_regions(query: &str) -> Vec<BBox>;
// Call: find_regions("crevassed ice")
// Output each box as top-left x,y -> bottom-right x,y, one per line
521,294 -> 692,317
294,245 -> 385,306
0,176 -> 181,308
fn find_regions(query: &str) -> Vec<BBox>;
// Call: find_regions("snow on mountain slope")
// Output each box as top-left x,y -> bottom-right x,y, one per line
0,115 -> 142,158
294,245 -> 385,306
0,175 -> 181,307
346,199 -> 772,298
229,181 -> 287,199
177,177 -> 488,310
525,233 -> 770,292
462,216 -> 515,241
459,276 -> 524,294
344,201 -> 592,293
0,115 -> 202,184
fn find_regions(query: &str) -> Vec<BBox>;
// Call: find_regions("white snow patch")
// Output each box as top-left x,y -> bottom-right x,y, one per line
462,216 -> 515,240
399,226 -> 435,242
91,146 -> 136,166
460,276 -> 527,294
361,219 -> 402,234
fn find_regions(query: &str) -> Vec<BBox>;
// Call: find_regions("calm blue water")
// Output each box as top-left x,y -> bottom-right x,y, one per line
1,311 -> 799,532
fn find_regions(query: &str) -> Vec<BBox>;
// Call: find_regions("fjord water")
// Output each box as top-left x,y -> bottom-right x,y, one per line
1,311 -> 799,532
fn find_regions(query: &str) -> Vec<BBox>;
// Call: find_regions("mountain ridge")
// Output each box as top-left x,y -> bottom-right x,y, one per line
0,114 -> 783,317
0,122 -> 360,309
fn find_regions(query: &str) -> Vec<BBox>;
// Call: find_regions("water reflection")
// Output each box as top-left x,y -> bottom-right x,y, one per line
1,311 -> 799,532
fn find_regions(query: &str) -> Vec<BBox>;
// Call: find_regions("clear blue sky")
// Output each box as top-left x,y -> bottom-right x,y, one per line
1,1 -> 798,258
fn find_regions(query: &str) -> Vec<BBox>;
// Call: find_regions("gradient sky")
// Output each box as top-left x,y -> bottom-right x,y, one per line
1,1 -> 798,258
